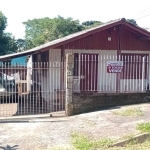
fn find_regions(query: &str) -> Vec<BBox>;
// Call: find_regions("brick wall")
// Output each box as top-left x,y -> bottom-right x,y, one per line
73,93 -> 150,115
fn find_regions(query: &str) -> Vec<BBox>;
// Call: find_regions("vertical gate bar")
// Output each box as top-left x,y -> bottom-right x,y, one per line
49,62 -> 51,113
91,55 -> 93,91
61,62 -> 63,111
126,56 -> 129,92
26,63 -> 28,115
38,62 -> 40,114
43,62 -> 45,113
142,56 -> 145,92
135,56 -> 138,92
33,62 -> 35,114
41,62 -> 43,114
17,64 -> 19,115
116,55 -> 118,92
19,63 -> 21,115
102,54 -> 105,92
1,63 -> 3,117
124,55 -> 126,91
130,55 -> 132,91
58,62 -> 60,112
37,62 -> 39,114
94,54 -> 96,91
84,55 -> 86,91
139,56 -> 141,91
8,62 -> 10,116
47,61 -> 49,113
147,56 -> 149,91
100,54 -> 102,92
81,54 -> 83,91
87,54 -> 89,91
109,54 -> 111,92
55,62 -> 58,111
37,62 -> 38,114
133,56 -> 135,91
78,54 -> 80,93
106,55 -> 108,91
121,55 -> 123,92
52,62 -> 54,112
29,63 -> 31,114
21,63 -> 26,115
14,64 -> 16,113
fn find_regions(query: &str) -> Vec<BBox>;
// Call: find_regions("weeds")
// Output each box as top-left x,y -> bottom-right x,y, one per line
113,107 -> 143,117
136,122 -> 150,133
71,132 -> 113,150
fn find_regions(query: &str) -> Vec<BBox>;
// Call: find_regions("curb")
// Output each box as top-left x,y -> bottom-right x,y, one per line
111,133 -> 150,147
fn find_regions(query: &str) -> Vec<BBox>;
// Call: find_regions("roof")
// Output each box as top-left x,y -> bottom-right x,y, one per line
0,18 -> 150,61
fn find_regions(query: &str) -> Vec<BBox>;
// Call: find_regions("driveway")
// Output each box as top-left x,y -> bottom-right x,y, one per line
0,103 -> 150,150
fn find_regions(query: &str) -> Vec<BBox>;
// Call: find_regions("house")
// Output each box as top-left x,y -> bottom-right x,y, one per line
1,18 -> 150,116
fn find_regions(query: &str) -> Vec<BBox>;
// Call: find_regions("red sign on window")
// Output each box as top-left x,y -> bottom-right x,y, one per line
107,61 -> 123,73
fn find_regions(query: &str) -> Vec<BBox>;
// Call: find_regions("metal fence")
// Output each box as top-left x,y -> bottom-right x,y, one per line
73,53 -> 150,93
0,62 -> 65,117
0,53 -> 150,117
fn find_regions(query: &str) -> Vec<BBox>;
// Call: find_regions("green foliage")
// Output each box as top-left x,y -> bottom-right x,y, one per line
82,20 -> 103,28
23,16 -> 85,49
0,11 -> 7,34
0,11 -> 18,56
71,132 -> 113,150
16,38 -> 26,52
112,108 -> 143,116
127,19 -> 138,26
137,122 -> 150,133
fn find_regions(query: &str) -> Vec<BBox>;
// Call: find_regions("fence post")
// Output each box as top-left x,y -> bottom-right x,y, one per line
65,53 -> 74,116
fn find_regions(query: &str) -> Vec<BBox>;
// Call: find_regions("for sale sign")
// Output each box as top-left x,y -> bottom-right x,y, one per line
107,61 -> 123,73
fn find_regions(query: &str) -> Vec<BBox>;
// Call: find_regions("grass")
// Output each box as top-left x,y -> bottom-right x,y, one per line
112,107 -> 143,116
50,132 -> 150,150
136,122 -> 150,133
71,132 -> 114,150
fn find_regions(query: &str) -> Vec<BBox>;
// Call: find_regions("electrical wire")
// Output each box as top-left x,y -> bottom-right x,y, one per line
136,13 -> 150,20
132,7 -> 150,18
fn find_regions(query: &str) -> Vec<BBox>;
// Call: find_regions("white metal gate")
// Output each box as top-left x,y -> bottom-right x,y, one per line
0,62 -> 65,117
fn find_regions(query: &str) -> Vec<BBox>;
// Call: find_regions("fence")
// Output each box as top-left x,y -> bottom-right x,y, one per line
73,53 -> 150,93
0,62 -> 65,117
0,53 -> 150,117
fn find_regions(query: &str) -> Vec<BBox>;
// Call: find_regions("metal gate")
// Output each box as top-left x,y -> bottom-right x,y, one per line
0,62 -> 65,117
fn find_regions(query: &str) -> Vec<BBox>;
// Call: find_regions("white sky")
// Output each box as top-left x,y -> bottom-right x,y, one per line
0,0 -> 150,39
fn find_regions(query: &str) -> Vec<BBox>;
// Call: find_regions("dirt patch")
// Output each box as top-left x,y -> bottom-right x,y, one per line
0,103 -> 150,149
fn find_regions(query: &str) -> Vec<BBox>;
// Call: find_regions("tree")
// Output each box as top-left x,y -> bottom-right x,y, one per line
82,20 -> 103,28
0,11 -> 7,35
0,33 -> 17,55
127,19 -> 138,26
0,11 -> 18,55
23,16 -> 85,49
16,38 -> 26,52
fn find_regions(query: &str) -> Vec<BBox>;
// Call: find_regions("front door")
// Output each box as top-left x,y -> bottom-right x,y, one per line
74,53 -> 98,92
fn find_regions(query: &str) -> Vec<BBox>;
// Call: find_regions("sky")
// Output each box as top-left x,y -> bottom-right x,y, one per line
0,0 -> 150,39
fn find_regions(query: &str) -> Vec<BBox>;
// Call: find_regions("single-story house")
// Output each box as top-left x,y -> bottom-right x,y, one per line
1,18 -> 150,114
